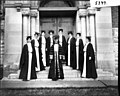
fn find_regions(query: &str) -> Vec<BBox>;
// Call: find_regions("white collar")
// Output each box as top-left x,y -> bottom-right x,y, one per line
27,43 -> 32,52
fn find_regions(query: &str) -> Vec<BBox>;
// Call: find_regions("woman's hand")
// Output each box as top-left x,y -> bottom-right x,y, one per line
49,55 -> 53,59
89,57 -> 91,60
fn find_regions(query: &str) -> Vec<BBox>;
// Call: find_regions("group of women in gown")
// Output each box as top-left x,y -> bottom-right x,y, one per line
19,29 -> 97,81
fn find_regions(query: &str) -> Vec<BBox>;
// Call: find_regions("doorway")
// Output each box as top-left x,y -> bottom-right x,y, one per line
40,17 -> 75,39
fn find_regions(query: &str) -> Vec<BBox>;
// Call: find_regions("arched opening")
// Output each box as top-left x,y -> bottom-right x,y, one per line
39,0 -> 75,7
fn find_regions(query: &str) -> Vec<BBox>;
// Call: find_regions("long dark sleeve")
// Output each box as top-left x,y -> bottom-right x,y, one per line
19,45 -> 26,69
79,39 -> 84,54
71,37 -> 76,53
87,43 -> 95,61
62,36 -> 67,54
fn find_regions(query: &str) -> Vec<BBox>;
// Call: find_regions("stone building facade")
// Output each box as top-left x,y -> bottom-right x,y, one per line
0,0 -> 118,76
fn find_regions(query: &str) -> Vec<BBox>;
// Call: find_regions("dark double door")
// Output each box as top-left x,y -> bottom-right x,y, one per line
40,17 -> 74,39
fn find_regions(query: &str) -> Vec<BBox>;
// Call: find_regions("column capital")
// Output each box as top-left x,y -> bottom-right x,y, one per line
14,3 -> 22,12
78,5 -> 87,9
30,11 -> 38,17
78,9 -> 88,17
22,9 -> 30,16
87,7 -> 96,15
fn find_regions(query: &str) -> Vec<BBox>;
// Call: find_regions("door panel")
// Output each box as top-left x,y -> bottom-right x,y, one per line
40,17 -> 74,39
40,18 -> 57,37
57,17 -> 74,40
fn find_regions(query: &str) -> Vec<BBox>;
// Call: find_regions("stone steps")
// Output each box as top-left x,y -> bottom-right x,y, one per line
3,65 -> 118,81
36,66 -> 81,79
7,66 -> 81,79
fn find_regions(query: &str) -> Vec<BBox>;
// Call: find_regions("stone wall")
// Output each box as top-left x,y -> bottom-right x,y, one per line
0,21 -> 4,65
4,8 -> 22,65
96,7 -> 115,73
111,7 -> 118,28
111,6 -> 118,75
112,28 -> 118,75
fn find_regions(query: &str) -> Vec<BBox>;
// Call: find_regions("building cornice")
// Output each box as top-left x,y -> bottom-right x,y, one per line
4,3 -> 31,8
78,5 -> 87,9
30,6 -> 39,10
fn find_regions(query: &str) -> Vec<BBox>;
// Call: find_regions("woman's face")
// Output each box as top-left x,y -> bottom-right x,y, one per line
69,34 -> 72,37
34,34 -> 38,38
59,31 -> 62,35
86,38 -> 89,43
27,38 -> 31,43
49,32 -> 53,36
55,39 -> 58,43
76,34 -> 80,38
41,32 -> 45,36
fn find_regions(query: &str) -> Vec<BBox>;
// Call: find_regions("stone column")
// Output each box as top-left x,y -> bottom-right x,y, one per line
87,7 -> 97,67
88,7 -> 96,51
22,9 -> 30,45
36,11 -> 40,33
76,10 -> 81,34
30,11 -> 38,38
86,15 -> 90,36
79,8 -> 87,45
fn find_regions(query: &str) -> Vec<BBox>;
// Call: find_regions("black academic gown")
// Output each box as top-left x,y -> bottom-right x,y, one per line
48,44 -> 64,81
46,37 -> 53,66
59,35 -> 67,64
66,37 -> 76,69
38,38 -> 45,70
86,43 -> 97,79
19,44 -> 37,80
31,39 -> 45,71
77,39 -> 84,74
59,35 -> 67,55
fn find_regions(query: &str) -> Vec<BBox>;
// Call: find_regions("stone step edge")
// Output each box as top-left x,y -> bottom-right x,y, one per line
2,77 -> 118,81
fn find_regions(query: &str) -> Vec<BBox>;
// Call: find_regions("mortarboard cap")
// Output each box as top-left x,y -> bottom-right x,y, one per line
48,30 -> 54,34
26,36 -> 31,40
86,36 -> 91,42
41,30 -> 46,33
53,35 -> 59,40
68,31 -> 73,35
34,32 -> 39,35
59,29 -> 63,32
76,33 -> 81,36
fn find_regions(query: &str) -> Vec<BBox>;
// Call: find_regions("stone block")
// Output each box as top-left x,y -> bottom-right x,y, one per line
10,64 -> 19,70
111,7 -> 118,28
3,54 -> 21,65
8,73 -> 19,79
95,7 -> 115,74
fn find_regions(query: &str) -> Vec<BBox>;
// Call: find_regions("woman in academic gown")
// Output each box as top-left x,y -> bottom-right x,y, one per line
82,36 -> 97,79
46,30 -> 54,66
76,33 -> 84,74
31,32 -> 40,72
31,32 -> 45,71
58,29 -> 67,63
19,36 -> 37,81
39,30 -> 47,67
66,31 -> 76,69
48,35 -> 64,81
